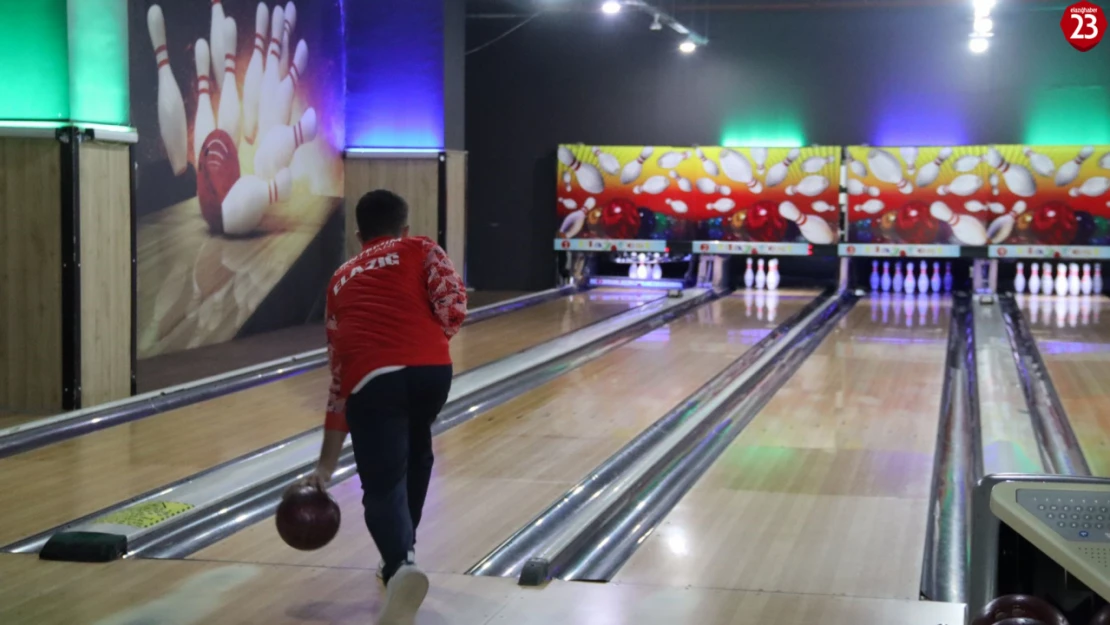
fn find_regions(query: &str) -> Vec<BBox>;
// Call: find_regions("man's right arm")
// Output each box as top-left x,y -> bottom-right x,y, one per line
421,240 -> 468,338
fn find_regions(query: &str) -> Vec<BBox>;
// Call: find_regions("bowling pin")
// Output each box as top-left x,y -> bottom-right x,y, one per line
881,261 -> 892,292
1014,262 -> 1026,294
904,262 -> 916,295
755,259 -> 766,289
592,147 -> 620,176
846,152 -> 867,177
1095,263 -> 1104,294
148,5 -> 188,176
868,149 -> 913,194
628,261 -> 637,278
1069,263 -> 1081,296
870,260 -> 880,291
987,201 -> 1027,244
985,147 -> 1036,197
900,147 -> 918,175
937,174 -> 983,197
657,150 -> 690,169
802,155 -> 833,173
694,147 -> 719,177
695,178 -> 731,195
812,201 -> 836,213
558,211 -> 584,238
217,18 -> 241,144
943,262 -> 953,292
847,179 -> 880,197
668,170 -> 693,192
637,262 -> 649,280
558,146 -> 605,194
779,201 -> 834,244
1042,262 -> 1055,295
257,5 -> 285,140
719,149 -> 762,193
221,169 -> 291,235
953,154 -> 981,173
563,171 -> 571,192
1055,146 -> 1094,187
255,107 -> 316,179
917,260 -> 929,293
1082,263 -> 1093,295
1101,152 -> 1110,170
210,0 -> 227,93
857,199 -> 884,214
765,149 -> 800,188
1024,147 -> 1055,177
1029,263 -> 1041,295
279,2 -> 297,79
989,173 -> 1000,196
964,200 -> 1005,214
665,198 -> 688,214
634,175 -> 670,195
930,201 -> 986,246
621,147 -> 654,184
193,39 -> 216,165
752,147 -> 768,175
767,259 -> 781,290
707,198 -> 736,213
273,39 -> 307,129
242,4 -> 269,144
893,262 -> 904,293
744,258 -> 755,289
916,148 -> 953,187
1069,177 -> 1110,198
785,176 -> 829,197
931,262 -> 941,293
1055,264 -> 1069,297
651,263 -> 663,280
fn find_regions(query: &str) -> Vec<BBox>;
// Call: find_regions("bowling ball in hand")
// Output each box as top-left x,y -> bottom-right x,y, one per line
971,595 -> 1069,625
276,485 -> 341,551
197,130 -> 242,235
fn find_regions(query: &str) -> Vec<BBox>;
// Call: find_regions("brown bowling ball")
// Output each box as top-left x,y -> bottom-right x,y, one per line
971,595 -> 1069,625
276,485 -> 341,551
1089,605 -> 1110,625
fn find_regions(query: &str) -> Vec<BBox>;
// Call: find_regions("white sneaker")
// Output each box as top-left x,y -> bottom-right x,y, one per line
376,550 -> 415,583
376,563 -> 429,625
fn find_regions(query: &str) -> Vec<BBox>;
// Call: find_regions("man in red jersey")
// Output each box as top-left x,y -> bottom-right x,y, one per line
292,189 -> 467,624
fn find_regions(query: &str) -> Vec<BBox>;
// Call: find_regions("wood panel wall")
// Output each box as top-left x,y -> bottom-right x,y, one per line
78,141 -> 132,406
343,158 -> 440,258
444,150 -> 467,279
0,138 -> 63,412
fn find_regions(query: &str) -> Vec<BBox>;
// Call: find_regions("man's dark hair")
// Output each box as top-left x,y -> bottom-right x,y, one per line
355,190 -> 409,239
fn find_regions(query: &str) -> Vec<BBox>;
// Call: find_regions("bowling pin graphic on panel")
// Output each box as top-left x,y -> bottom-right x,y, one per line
217,18 -> 241,145
719,149 -> 762,193
148,5 -> 188,176
243,3 -> 269,144
558,146 -> 604,194
256,108 -> 317,179
257,4 -> 285,141
273,40 -> 307,128
222,169 -> 292,236
209,0 -> 226,94
279,2 -> 297,79
779,201 -> 834,244
193,39 -> 216,165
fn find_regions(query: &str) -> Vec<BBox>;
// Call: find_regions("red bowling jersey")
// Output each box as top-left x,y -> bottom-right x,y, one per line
324,235 -> 467,432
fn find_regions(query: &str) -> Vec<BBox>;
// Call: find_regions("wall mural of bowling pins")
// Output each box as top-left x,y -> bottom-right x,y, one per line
130,0 -> 345,359
846,145 -> 1110,247
556,144 -> 841,244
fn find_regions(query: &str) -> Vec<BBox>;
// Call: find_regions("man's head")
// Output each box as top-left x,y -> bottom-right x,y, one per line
355,190 -> 409,242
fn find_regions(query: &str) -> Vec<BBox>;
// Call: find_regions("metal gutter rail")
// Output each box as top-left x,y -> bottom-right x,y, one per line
467,289 -> 834,582
0,286 -> 578,459
12,288 -> 716,560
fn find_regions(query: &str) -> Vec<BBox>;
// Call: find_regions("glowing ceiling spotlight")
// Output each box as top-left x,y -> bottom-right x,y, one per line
601,1 -> 622,14
679,40 -> 696,53
973,17 -> 993,34
969,37 -> 989,53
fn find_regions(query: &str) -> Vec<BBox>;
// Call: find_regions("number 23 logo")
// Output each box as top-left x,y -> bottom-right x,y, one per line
1061,1 -> 1106,52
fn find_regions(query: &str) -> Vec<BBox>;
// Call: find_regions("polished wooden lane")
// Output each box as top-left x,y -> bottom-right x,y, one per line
614,295 -> 951,601
0,554 -> 966,624
191,291 -> 822,574
1023,294 -> 1110,476
0,289 -> 653,546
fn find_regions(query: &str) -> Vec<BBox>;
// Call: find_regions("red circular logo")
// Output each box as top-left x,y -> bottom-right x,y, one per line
561,240 -> 570,249
700,244 -> 709,251
1061,1 -> 1106,52
997,248 -> 1008,257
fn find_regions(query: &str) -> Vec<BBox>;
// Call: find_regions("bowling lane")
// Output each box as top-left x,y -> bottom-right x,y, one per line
1022,294 -> 1110,476
190,290 -> 823,574
614,294 -> 951,601
0,289 -> 655,546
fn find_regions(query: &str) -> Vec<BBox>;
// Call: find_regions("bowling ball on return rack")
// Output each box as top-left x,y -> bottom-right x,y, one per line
276,485 -> 341,551
971,594 -> 1070,625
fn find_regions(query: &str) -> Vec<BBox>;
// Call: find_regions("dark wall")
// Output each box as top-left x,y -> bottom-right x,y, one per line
464,5 -> 1110,291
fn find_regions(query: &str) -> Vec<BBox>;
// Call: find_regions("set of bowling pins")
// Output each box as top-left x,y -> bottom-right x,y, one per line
869,292 -> 945,328
742,258 -> 781,290
1013,262 -> 1103,297
624,252 -> 665,280
1016,292 -> 1100,329
147,2 -> 314,236
869,260 -> 953,295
